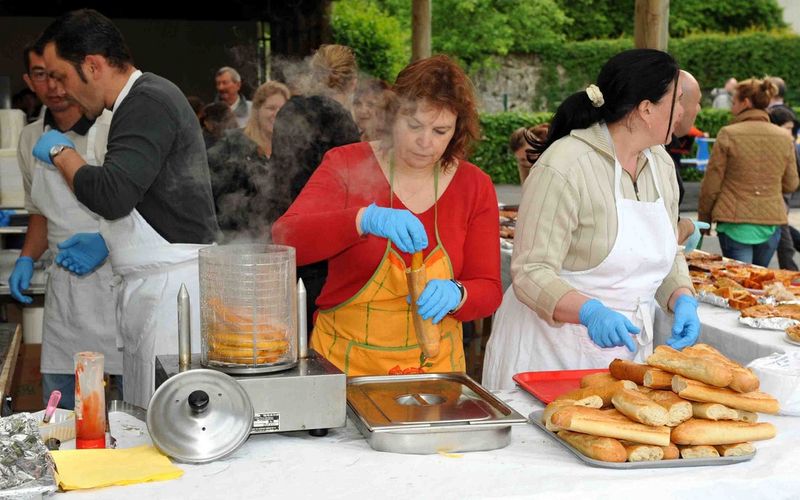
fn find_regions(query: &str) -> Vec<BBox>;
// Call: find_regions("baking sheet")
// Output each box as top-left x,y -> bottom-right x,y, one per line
528,410 -> 755,469
513,369 -> 608,404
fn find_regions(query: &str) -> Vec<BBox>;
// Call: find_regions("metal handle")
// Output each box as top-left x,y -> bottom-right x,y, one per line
188,390 -> 209,414
297,278 -> 308,359
178,283 -> 191,371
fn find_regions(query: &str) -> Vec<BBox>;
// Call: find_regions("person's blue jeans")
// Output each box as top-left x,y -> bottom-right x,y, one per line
718,228 -> 781,267
42,373 -> 75,409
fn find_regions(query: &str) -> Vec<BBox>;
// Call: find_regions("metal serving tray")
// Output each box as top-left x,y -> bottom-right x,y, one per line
347,372 -> 526,454
529,410 -> 755,469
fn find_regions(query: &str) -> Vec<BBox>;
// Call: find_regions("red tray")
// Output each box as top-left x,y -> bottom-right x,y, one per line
513,369 -> 609,404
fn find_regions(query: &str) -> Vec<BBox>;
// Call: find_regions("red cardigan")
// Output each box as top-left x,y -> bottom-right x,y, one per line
272,142 -> 502,322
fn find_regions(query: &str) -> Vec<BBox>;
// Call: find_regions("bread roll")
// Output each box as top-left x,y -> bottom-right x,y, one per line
715,442 -> 755,457
683,344 -> 760,393
555,380 -> 637,407
556,430 -> 627,463
672,375 -> 780,414
550,406 -> 671,446
609,359 -> 649,385
691,402 -> 738,421
612,388 -> 669,426
580,372 -> 618,388
647,346 -> 733,388
661,442 -> 680,460
679,445 -> 720,459
542,398 -> 602,431
645,390 -> 692,427
622,443 -> 664,462
671,419 -> 777,445
643,369 -> 674,390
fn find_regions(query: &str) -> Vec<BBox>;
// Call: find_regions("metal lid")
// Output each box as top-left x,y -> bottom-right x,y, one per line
147,369 -> 253,464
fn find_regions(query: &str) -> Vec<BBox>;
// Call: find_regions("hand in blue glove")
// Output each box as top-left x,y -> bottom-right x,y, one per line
668,294 -> 700,350
360,203 -> 428,254
579,299 -> 640,352
416,279 -> 462,324
0,210 -> 14,227
684,221 -> 710,252
55,233 -> 109,276
8,257 -> 34,304
32,130 -> 76,166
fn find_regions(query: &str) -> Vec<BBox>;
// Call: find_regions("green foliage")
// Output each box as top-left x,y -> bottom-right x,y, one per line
693,109 -> 731,138
331,0 -> 408,81
555,0 -> 634,40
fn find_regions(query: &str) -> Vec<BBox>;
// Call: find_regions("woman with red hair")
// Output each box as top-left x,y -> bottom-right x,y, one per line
272,55 -> 501,376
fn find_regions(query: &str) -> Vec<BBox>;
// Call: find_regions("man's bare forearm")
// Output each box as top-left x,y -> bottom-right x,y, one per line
52,148 -> 87,191
20,214 -> 49,261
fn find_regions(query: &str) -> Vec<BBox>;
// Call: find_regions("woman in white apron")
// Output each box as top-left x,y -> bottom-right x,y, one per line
483,49 -> 701,390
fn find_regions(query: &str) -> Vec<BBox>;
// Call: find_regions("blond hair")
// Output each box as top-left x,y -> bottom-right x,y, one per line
309,44 -> 358,94
736,78 -> 778,110
244,81 -> 290,152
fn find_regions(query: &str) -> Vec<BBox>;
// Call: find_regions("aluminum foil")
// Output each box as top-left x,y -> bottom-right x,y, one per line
697,290 -> 776,309
739,316 -> 800,331
0,413 -> 58,498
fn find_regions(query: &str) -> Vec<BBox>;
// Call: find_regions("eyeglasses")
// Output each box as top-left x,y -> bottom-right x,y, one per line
29,69 -> 48,82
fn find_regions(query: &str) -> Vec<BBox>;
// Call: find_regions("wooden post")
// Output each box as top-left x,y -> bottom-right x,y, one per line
412,0 -> 431,61
634,0 -> 669,50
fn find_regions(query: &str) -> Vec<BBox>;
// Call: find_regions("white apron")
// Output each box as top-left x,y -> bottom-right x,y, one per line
101,210 -> 207,408
483,140 -> 678,390
30,122 -> 123,375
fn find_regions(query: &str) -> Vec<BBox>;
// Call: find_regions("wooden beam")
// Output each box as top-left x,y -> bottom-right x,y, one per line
634,0 -> 669,50
411,0 -> 431,61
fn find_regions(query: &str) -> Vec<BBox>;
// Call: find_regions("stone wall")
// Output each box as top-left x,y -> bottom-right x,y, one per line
471,54 -> 550,113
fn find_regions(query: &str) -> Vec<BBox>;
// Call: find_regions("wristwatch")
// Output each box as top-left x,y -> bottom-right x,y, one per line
449,279 -> 466,313
49,144 -> 72,161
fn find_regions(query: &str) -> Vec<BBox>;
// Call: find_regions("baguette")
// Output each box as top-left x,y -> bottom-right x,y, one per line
672,376 -> 780,414
671,419 -> 777,445
622,443 -> 664,462
691,402 -> 738,421
683,344 -> 760,393
555,380 -> 637,407
406,255 -> 440,358
735,409 -> 758,423
542,398 -> 603,431
647,346 -> 733,388
645,390 -> 692,427
643,369 -> 674,390
550,406 -> 671,446
679,445 -> 720,459
662,442 -> 680,460
556,430 -> 627,463
609,359 -> 649,385
612,388 -> 669,426
715,442 -> 755,457
580,372 -> 618,388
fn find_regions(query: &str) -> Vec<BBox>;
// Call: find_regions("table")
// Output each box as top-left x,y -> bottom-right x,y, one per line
0,323 -> 21,412
67,387 -> 800,500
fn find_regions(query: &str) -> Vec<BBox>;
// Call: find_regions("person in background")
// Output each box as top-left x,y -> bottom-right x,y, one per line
215,66 -> 251,127
699,78 -> 799,267
12,88 -> 42,123
353,78 -> 390,141
272,55 -> 501,376
267,44 -> 361,327
768,104 -> 800,270
186,95 -> 205,123
201,102 -> 237,149
10,42 -> 122,408
208,81 -> 290,238
509,123 -> 548,184
711,78 -> 737,110
483,49 -> 698,390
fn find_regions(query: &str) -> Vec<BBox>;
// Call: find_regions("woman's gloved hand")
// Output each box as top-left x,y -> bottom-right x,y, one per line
55,233 -> 109,276
684,221 -> 710,252
0,210 -> 15,227
579,299 -> 639,352
32,130 -> 76,166
668,294 -> 700,350
8,257 -> 34,304
416,279 -> 462,324
360,203 -> 428,254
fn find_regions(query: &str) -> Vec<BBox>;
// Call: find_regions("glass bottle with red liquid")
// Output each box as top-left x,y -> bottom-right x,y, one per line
74,352 -> 106,449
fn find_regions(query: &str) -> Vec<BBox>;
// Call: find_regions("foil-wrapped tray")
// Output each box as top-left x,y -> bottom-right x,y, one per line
0,413 -> 58,498
739,316 -> 800,331
697,290 -> 776,309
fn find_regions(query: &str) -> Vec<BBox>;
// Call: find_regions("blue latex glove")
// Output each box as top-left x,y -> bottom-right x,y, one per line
360,203 -> 428,254
32,130 -> 76,166
8,257 -> 34,304
416,279 -> 462,324
55,233 -> 109,276
579,299 -> 640,352
668,294 -> 701,350
684,221 -> 710,252
0,209 -> 14,227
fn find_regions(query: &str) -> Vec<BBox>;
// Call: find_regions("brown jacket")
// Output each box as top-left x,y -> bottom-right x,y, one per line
699,108 -> 799,225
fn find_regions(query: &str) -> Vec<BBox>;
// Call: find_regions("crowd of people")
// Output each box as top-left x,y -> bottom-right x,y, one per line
6,8 -> 800,411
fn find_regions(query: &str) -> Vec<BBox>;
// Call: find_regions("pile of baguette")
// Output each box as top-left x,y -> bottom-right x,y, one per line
542,344 -> 779,463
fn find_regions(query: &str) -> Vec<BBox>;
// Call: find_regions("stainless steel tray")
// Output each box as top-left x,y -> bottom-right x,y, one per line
347,372 -> 526,454
529,410 -> 756,469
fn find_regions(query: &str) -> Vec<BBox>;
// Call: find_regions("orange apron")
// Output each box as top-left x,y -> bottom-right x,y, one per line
311,167 -> 465,376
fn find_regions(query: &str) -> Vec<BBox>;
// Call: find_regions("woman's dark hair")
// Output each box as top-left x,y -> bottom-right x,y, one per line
531,49 -> 679,155
37,9 -> 133,84
768,105 -> 799,137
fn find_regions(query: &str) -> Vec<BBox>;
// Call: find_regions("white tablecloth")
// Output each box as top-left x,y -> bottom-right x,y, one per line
66,388 -> 800,500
